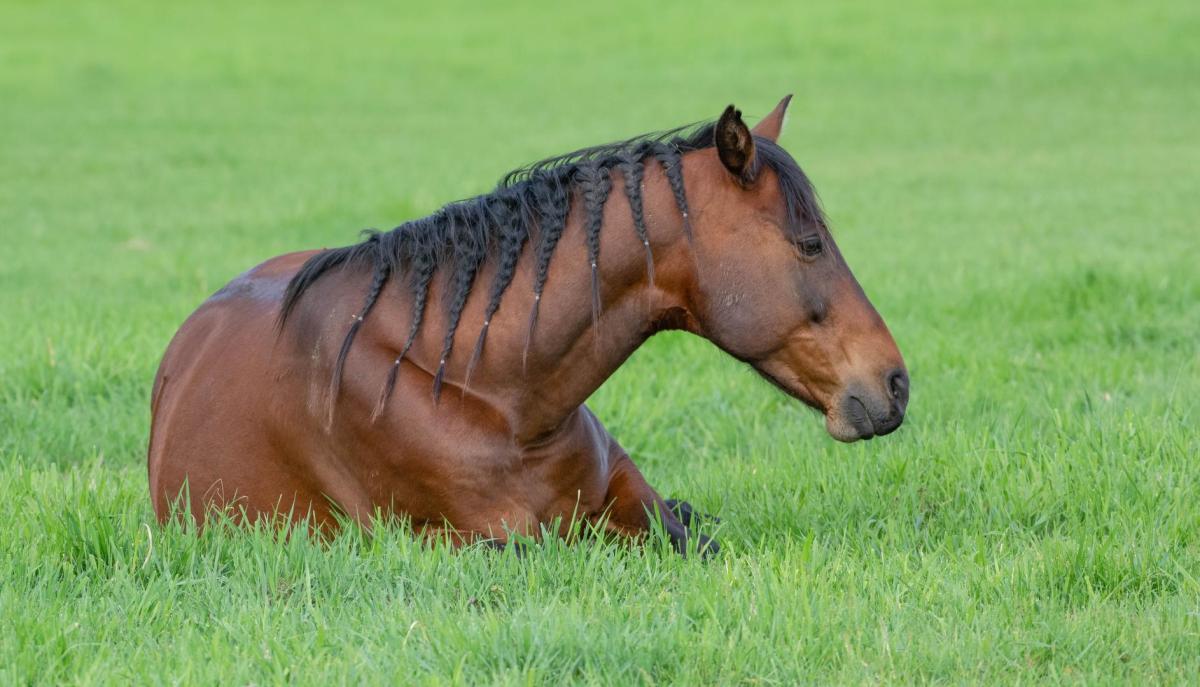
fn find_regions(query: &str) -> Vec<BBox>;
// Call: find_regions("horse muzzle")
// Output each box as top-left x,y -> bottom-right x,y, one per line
826,367 -> 909,442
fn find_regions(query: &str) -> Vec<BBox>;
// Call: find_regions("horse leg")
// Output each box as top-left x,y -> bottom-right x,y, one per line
597,454 -> 719,558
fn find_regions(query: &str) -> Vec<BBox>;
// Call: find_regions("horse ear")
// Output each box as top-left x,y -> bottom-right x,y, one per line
715,105 -> 755,181
751,94 -> 793,142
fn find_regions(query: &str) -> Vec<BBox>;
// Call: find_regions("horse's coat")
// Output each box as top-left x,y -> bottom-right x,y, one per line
147,97 -> 909,554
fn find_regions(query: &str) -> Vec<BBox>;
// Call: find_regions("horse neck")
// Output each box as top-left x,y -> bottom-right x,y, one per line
508,162 -> 699,441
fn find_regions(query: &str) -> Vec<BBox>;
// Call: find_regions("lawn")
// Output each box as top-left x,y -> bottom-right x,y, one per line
2,1 -> 1198,684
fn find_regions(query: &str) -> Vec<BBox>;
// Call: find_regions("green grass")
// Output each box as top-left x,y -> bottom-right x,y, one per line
2,0 -> 1199,683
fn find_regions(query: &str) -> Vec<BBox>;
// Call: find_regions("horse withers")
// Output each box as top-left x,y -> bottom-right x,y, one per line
147,96 -> 908,555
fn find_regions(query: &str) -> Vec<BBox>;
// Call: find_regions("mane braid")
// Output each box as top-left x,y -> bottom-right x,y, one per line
328,246 -> 389,427
430,207 -> 490,402
463,192 -> 528,392
277,117 -> 826,404
617,153 -> 654,285
577,162 -> 612,330
653,146 -> 693,243
522,176 -> 570,373
371,238 -> 436,422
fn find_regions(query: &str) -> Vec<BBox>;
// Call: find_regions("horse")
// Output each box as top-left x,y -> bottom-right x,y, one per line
147,96 -> 909,556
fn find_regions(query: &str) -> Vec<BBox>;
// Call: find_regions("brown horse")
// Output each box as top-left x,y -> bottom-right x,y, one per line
147,96 -> 908,555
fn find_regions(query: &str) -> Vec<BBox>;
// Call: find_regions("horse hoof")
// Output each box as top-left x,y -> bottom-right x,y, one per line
696,534 -> 720,559
668,531 -> 720,559
483,538 -> 526,558
665,498 -> 720,529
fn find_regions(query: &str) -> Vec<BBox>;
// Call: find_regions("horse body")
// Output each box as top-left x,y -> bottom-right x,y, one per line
150,157 -> 697,544
148,97 -> 909,554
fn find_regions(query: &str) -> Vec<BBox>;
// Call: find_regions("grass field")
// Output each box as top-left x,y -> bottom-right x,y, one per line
2,1 -> 1199,683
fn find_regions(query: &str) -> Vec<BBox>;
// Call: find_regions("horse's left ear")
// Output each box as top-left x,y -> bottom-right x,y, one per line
715,105 -> 755,182
751,94 -> 793,142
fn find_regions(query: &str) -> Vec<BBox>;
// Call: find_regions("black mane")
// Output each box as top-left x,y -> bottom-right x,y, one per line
278,120 -> 824,414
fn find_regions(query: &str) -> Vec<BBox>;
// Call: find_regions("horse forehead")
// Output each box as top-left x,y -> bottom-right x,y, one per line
702,172 -> 789,221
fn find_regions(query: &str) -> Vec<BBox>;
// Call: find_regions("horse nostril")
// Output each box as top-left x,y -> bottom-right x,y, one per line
887,369 -> 909,407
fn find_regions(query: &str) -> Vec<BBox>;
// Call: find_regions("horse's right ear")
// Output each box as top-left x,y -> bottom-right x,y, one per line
715,105 -> 756,182
751,94 -> 792,142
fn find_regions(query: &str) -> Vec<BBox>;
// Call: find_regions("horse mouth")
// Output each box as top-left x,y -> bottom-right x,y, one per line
842,396 -> 875,440
751,365 -> 890,443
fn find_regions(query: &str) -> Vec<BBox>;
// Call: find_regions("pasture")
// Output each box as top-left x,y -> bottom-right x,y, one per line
1,1 -> 1198,683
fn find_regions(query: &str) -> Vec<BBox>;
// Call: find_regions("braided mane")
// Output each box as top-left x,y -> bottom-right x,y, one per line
278,119 -> 823,414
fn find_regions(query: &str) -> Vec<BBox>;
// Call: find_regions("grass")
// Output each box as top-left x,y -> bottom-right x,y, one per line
2,0 -> 1199,683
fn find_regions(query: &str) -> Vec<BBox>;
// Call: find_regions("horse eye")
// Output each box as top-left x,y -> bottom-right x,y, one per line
800,235 -> 823,257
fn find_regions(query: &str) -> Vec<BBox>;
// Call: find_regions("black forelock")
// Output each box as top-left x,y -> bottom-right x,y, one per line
752,136 -> 826,233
